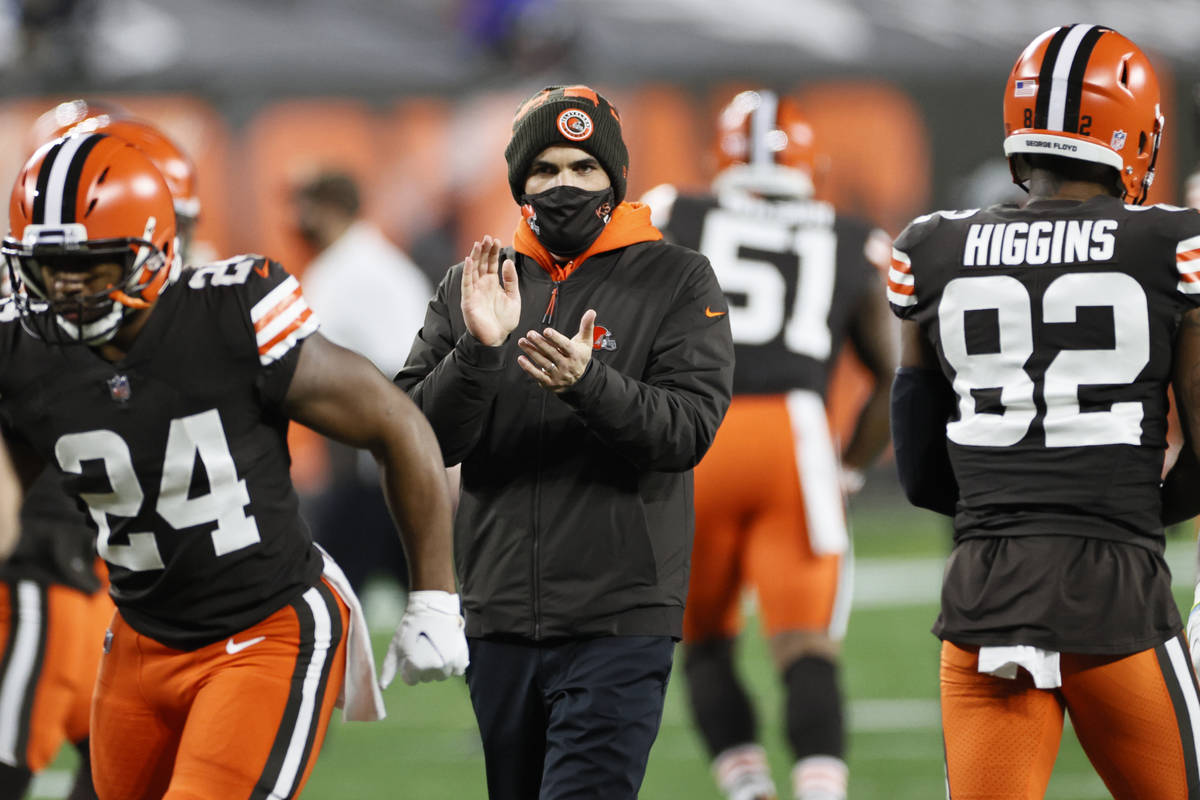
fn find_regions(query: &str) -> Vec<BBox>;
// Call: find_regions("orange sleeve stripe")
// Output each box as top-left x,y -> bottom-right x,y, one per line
1180,270 -> 1200,284
1177,247 -> 1200,263
258,307 -> 314,355
887,279 -> 915,296
889,257 -> 912,274
253,286 -> 303,333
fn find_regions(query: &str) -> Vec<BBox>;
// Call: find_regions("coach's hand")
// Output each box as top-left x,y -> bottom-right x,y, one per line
380,590 -> 469,688
462,236 -> 520,347
517,309 -> 596,393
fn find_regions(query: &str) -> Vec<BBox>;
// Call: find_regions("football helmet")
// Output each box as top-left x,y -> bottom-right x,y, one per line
1003,24 -> 1163,204
2,133 -> 180,344
712,89 -> 817,198
34,100 -> 201,259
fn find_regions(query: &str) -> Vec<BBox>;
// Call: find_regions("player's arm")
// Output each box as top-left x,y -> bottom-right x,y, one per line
284,332 -> 454,591
283,332 -> 467,686
1166,306 -> 1200,674
1165,308 -> 1200,526
0,437 -> 25,561
841,274 -> 900,488
890,320 -> 959,516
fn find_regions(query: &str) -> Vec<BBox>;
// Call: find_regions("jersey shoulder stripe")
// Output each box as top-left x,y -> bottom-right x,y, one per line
887,248 -> 916,309
251,274 -> 317,365
1177,233 -> 1200,295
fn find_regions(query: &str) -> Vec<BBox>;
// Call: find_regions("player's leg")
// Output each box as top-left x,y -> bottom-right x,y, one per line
90,612 -> 181,799
63,586 -> 112,800
754,546 -> 850,800
940,641 -> 1064,799
161,579 -> 348,800
752,391 -> 852,800
1061,635 -> 1200,799
67,738 -> 95,800
0,581 -> 96,799
539,635 -> 674,800
684,397 -> 765,800
466,637 -> 551,800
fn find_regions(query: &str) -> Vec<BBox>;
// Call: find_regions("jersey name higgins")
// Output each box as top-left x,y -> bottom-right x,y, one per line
962,219 -> 1117,267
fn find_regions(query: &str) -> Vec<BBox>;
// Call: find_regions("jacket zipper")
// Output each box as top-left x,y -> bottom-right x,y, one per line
532,390 -> 548,639
542,280 -> 561,326
533,273 -> 566,638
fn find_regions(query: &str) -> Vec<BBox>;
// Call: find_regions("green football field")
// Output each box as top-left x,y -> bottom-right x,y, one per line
33,491 -> 1200,799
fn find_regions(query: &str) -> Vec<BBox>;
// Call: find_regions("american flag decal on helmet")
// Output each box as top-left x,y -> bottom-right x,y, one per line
1014,80 -> 1037,98
251,274 -> 319,365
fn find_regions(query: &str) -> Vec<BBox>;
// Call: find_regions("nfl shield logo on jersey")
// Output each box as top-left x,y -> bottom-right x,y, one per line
107,374 -> 131,403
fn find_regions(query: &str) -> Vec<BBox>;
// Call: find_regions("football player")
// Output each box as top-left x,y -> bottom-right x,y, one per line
890,24 -> 1200,798
641,90 -> 897,800
0,105 -> 207,800
0,132 -> 467,799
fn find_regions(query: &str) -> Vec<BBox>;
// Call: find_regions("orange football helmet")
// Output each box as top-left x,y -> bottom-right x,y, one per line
27,98 -> 129,149
713,89 -> 817,198
33,100 -> 201,257
2,133 -> 180,344
1003,24 -> 1163,204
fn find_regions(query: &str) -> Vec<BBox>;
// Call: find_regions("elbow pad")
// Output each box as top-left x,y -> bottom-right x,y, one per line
890,367 -> 959,517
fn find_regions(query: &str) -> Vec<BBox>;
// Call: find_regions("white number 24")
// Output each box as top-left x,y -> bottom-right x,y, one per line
54,408 -> 261,571
938,272 -> 1149,448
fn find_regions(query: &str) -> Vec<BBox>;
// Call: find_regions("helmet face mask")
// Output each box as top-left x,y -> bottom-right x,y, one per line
2,134 -> 179,345
1002,24 -> 1164,204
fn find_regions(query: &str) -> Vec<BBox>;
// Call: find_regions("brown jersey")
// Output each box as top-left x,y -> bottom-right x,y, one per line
655,190 -> 883,395
0,256 -> 323,650
889,197 -> 1200,651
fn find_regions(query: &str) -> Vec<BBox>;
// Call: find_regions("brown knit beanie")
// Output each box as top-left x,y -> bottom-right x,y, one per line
504,85 -> 629,204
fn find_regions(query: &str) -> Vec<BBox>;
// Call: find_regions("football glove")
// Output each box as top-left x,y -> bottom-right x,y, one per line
379,590 -> 469,688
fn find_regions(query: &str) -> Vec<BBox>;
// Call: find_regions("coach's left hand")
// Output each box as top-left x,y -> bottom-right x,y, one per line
517,309 -> 596,393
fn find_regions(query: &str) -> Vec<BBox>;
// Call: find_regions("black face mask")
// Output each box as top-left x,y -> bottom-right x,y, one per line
521,186 -> 614,258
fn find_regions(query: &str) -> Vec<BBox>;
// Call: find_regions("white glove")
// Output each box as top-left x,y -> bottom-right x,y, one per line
379,590 -> 469,688
1189,586 -> 1200,676
839,465 -> 866,496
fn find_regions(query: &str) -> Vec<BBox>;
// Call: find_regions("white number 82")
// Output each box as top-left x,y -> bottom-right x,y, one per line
938,272 -> 1149,448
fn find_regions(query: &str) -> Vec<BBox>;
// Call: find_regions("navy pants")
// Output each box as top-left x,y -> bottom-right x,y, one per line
465,635 -> 675,800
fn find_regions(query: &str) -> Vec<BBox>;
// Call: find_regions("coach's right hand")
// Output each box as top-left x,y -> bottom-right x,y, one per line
380,590 -> 470,688
462,236 -> 521,347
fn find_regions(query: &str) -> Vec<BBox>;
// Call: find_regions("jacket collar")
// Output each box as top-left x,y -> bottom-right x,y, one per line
512,201 -> 663,282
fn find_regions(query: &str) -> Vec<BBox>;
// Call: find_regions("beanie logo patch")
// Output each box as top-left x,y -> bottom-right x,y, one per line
557,109 -> 594,142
